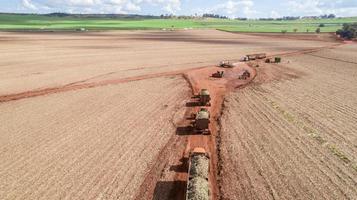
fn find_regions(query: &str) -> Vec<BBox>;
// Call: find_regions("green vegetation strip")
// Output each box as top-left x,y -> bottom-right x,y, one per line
264,95 -> 356,171
0,14 -> 356,32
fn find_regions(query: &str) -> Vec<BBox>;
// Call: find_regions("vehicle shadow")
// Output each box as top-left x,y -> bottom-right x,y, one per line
186,101 -> 202,107
176,126 -> 194,136
169,157 -> 188,173
152,181 -> 187,200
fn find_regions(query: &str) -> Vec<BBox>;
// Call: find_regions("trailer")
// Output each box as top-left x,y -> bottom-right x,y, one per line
219,61 -> 234,68
245,53 -> 267,61
265,57 -> 282,63
197,89 -> 211,106
193,108 -> 210,134
186,148 -> 210,200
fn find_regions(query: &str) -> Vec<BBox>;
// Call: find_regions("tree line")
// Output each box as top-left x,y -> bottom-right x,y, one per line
336,23 -> 357,39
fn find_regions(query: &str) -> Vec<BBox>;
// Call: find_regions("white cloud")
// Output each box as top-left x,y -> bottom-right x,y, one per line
286,0 -> 357,17
144,0 -> 181,13
205,0 -> 257,18
18,0 -> 357,17
270,10 -> 281,18
27,0 -> 181,14
125,1 -> 141,11
22,0 -> 37,10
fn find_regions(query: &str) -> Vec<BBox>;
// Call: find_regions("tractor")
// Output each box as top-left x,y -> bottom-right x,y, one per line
211,71 -> 224,78
192,108 -> 210,134
239,70 -> 251,80
219,61 -> 234,68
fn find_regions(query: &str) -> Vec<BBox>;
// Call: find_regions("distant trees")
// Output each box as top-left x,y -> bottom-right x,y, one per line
301,14 -> 336,19
293,28 -> 298,33
319,23 -> 325,27
258,18 -> 274,20
336,23 -> 357,39
257,14 -> 336,21
202,14 -> 228,19
320,14 -> 336,19
44,13 -> 70,17
235,17 -> 248,20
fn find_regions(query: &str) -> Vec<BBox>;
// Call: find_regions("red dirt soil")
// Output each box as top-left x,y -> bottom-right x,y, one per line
185,63 -> 257,199
135,43 -> 346,200
134,63 -> 257,200
0,66 -> 210,103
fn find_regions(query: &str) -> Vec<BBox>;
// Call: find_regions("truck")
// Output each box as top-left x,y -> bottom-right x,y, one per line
211,71 -> 224,78
198,89 -> 211,106
186,148 -> 210,200
193,108 -> 211,134
219,61 -> 234,68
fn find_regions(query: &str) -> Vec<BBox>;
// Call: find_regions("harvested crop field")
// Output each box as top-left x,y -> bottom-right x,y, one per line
0,30 -> 338,95
0,29 -> 352,200
0,76 -> 189,200
219,44 -> 357,199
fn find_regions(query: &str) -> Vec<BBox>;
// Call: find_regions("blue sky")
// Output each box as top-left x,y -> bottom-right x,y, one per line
1,0 -> 357,18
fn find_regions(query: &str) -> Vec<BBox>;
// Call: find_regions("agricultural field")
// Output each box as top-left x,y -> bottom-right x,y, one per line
0,28 -> 356,200
0,30 -> 337,95
219,44 -> 357,199
1,14 -> 357,32
0,76 -> 190,200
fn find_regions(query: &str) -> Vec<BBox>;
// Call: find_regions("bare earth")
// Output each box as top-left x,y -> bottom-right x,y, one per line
0,76 -> 189,200
219,44 -> 357,200
0,30 -> 337,95
0,29 -> 354,200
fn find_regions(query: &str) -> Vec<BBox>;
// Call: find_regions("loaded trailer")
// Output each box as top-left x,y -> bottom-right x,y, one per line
194,89 -> 211,106
241,53 -> 267,61
186,148 -> 210,200
265,57 -> 282,63
198,89 -> 211,106
219,61 -> 234,68
193,108 -> 211,135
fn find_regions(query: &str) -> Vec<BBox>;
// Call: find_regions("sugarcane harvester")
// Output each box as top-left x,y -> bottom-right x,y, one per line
186,147 -> 210,200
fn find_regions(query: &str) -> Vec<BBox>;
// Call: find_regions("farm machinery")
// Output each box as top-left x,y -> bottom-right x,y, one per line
241,53 -> 267,61
219,61 -> 234,68
211,71 -> 224,78
192,108 -> 211,134
186,147 -> 210,200
265,57 -> 282,63
193,89 -> 211,106
239,70 -> 251,80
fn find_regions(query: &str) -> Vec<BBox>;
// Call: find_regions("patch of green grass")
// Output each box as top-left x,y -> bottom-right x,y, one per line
0,14 -> 356,32
352,164 -> 357,172
265,97 -> 353,167
326,144 -> 351,164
